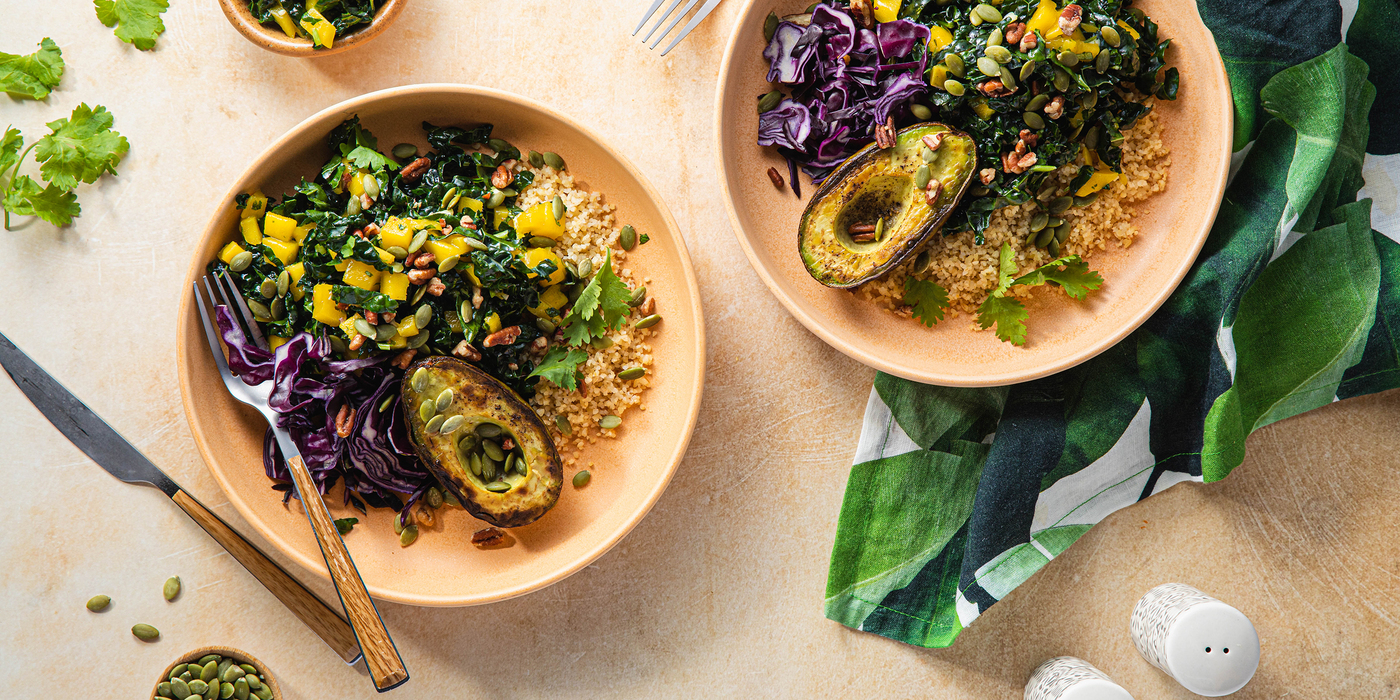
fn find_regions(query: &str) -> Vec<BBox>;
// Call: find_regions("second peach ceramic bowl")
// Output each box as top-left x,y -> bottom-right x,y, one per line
217,0 -> 408,57
176,85 -> 705,606
715,0 -> 1232,386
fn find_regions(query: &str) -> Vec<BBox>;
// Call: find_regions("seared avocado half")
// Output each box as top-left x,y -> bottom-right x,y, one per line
798,123 -> 977,288
402,356 -> 563,528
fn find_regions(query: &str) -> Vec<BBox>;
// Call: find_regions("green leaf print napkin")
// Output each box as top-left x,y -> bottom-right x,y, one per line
825,0 -> 1400,649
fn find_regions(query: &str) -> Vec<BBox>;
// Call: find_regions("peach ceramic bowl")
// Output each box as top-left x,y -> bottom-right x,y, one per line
153,647 -> 282,700
217,0 -> 407,57
715,0 -> 1232,386
177,85 -> 705,606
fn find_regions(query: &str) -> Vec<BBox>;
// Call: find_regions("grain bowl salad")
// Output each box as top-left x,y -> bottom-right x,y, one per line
208,117 -> 660,543
757,0 -> 1177,345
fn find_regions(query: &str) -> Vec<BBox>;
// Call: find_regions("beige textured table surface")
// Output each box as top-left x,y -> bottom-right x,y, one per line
3,1 -> 1399,698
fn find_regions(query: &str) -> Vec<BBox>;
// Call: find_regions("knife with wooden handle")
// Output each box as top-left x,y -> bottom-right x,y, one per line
0,331 -> 363,666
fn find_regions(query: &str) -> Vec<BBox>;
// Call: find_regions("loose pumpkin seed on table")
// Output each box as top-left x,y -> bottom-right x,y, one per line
163,575 -> 181,601
86,594 -> 110,611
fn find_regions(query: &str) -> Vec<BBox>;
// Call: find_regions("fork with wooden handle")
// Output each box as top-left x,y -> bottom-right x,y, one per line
196,271 -> 409,692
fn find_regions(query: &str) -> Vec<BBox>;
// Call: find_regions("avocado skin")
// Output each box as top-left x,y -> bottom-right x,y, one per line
401,356 -> 563,529
798,123 -> 978,289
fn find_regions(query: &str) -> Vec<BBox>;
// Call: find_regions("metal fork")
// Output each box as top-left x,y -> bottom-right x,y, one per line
633,0 -> 724,55
194,270 -> 410,693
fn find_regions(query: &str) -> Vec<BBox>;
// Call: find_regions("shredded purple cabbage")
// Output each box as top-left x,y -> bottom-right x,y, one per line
757,4 -> 931,187
216,306 -> 430,509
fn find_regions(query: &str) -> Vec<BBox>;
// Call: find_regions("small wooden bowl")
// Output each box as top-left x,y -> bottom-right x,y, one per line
152,647 -> 282,700
217,0 -> 407,57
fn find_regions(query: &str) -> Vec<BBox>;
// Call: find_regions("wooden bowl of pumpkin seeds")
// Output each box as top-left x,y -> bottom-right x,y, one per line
153,647 -> 281,700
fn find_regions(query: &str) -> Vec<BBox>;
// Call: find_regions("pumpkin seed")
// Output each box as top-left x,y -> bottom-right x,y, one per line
426,487 -> 444,509
757,90 -> 783,113
465,236 -> 489,251
973,3 -> 1001,22
578,258 -> 594,278
189,680 -> 209,695
270,297 -> 285,321
619,225 -> 637,250
1075,192 -> 1099,207
1048,238 -> 1061,258
441,187 -> 458,210
1030,212 -> 1050,232
529,236 -> 556,248
1100,25 -> 1121,47
1055,221 -> 1073,243
944,79 -> 966,96
258,278 -> 277,299
228,251 -> 253,272
220,679 -> 234,698
488,138 -> 512,154
440,415 -> 466,434
158,681 -> 174,698
1023,112 -> 1046,129
132,623 -> 159,641
418,400 -> 436,422
874,217 -> 885,242
922,146 -> 936,163
414,305 -> 433,329
469,452 -> 482,476
599,415 -> 622,430
542,152 -> 566,170
483,454 -> 498,481
407,332 -> 429,349
86,594 -> 110,611
1026,94 -> 1050,112
1050,196 -> 1074,214
618,367 -> 646,381
1053,67 -> 1071,92
232,677 -> 248,700
170,664 -> 188,681
482,440 -> 505,461
423,414 -> 443,434
552,194 -> 566,222
400,525 -> 419,547
1095,49 -> 1111,73
476,422 -> 502,438
486,189 -> 505,208
391,143 -> 418,160
944,53 -> 965,77
503,453 -> 516,475
378,395 -> 396,413
172,678 -> 191,699
208,679 -> 222,699
1057,50 -> 1079,67
555,415 -> 572,435
353,318 -> 376,338
536,317 -> 556,334
914,164 -> 931,190
245,300 -> 272,322
913,249 -> 932,274
969,11 -> 982,26
346,195 -> 362,216
276,270 -> 291,297
1048,217 -> 1065,228
635,314 -> 661,329
485,481 -> 510,493
1035,227 -> 1055,248
999,66 -> 1018,91
593,335 -> 615,349
163,576 -> 181,601
985,45 -> 1012,64
374,323 -> 394,341
910,103 -> 934,120
459,299 -> 474,325
527,150 -> 545,168
438,254 -> 461,273
1020,60 -> 1037,81
408,229 -> 428,254
435,388 -> 454,411
977,56 -> 1000,77
986,27 -> 1003,47
573,470 -> 591,488
363,175 -> 381,200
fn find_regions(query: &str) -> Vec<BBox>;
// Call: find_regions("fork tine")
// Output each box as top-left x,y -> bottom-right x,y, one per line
216,269 -> 270,351
659,0 -> 724,55
633,0 -> 669,35
194,278 -> 237,385
650,0 -> 704,48
642,0 -> 687,42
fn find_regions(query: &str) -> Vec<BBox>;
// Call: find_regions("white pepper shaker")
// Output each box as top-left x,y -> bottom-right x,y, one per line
1130,583 -> 1260,696
1024,657 -> 1135,700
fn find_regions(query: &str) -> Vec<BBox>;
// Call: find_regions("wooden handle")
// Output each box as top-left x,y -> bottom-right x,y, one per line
284,455 -> 409,691
171,490 -> 361,663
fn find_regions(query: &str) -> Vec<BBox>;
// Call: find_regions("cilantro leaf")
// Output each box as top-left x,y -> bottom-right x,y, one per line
1013,256 -> 1104,300
991,242 -> 1019,296
559,314 -> 601,347
34,104 -> 128,190
94,0 -> 169,50
559,250 -> 631,345
592,252 -> 632,331
3,174 -> 79,227
528,347 -> 589,391
344,145 -> 396,172
976,294 -> 1030,346
1,127 -> 22,176
903,277 -> 950,328
0,38 -> 64,100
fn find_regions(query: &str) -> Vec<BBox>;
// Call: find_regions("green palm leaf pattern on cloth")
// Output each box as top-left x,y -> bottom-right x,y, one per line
825,0 -> 1400,648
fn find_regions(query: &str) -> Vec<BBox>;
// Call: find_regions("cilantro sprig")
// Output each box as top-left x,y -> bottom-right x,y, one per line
904,277 -> 950,328
528,347 -> 590,391
975,243 -> 1104,345
95,0 -> 170,51
2,103 -> 129,229
529,251 -> 638,390
0,38 -> 64,100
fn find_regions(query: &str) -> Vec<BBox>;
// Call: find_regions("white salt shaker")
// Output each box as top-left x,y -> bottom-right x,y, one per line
1130,583 -> 1260,696
1024,657 -> 1135,700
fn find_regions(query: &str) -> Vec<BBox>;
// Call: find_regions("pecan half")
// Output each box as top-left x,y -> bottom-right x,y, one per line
491,164 -> 514,190
921,133 -> 945,152
472,285 -> 484,309
334,404 -> 355,438
363,222 -> 380,237
848,222 -> 877,234
638,297 -> 656,316
482,326 -> 522,348
1003,151 -> 1039,175
363,310 -> 379,325
1045,95 -> 1067,120
1019,129 -> 1039,149
848,0 -> 874,28
407,269 -> 436,284
426,276 -> 446,297
531,336 -> 549,351
350,228 -> 368,240
851,232 -> 877,243
873,116 -> 897,149
1058,4 -> 1083,36
925,179 -> 944,206
390,349 -> 417,369
348,333 -> 367,351
767,167 -> 785,188
412,251 -> 436,269
979,79 -> 1014,97
980,168 -> 997,185
382,312 -> 396,324
1004,22 -> 1026,46
471,527 -> 506,547
452,340 -> 482,361
399,156 -> 431,183
1019,31 -> 1039,52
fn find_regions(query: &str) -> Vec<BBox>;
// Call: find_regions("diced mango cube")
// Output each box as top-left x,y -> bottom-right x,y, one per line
1076,170 -> 1120,197
269,335 -> 289,351
240,217 -> 262,245
342,260 -> 380,291
348,172 -> 366,197
219,242 -> 247,264
423,234 -> 469,261
299,8 -> 336,48
1027,0 -> 1060,37
377,217 -> 415,250
485,312 -> 502,334
263,237 -> 299,265
240,191 -> 267,220
293,224 -> 314,244
269,4 -> 297,37
529,284 -> 569,319
286,262 -> 307,300
396,317 -> 420,337
387,334 -> 408,349
928,25 -> 954,53
381,272 -> 410,301
312,284 -> 346,326
460,197 -> 484,213
523,248 -> 566,285
873,0 -> 901,24
493,209 -> 509,230
374,247 -> 397,266
339,314 -> 363,339
513,202 -> 565,239
263,212 -> 297,241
